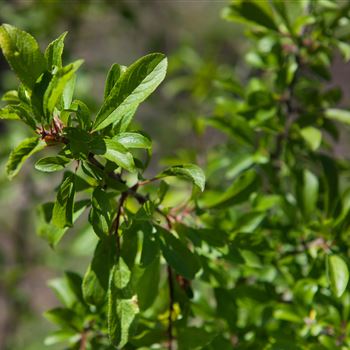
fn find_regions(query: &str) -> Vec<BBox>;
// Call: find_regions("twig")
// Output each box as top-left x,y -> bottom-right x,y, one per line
112,192 -> 128,254
79,330 -> 88,350
138,177 -> 159,186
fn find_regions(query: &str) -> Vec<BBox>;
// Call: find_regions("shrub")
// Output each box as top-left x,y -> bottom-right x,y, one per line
1,1 -> 350,349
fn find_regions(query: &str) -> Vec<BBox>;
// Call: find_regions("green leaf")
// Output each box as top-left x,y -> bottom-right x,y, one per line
82,236 -> 115,305
35,155 -> 72,172
45,31 -> 67,71
93,53 -> 167,131
62,75 -> 76,110
158,164 -> 205,191
103,138 -> 135,172
64,271 -> 85,305
337,41 -> 350,62
43,60 -> 83,119
273,305 -> 303,323
136,256 -> 160,311
178,327 -> 215,349
118,105 -> 138,132
88,188 -> 117,238
320,155 -> 339,216
6,137 -> 45,179
48,276 -> 78,308
65,128 -> 106,157
52,174 -> 76,228
176,223 -> 228,248
157,225 -> 201,279
31,71 -> 53,117
207,170 -> 258,209
10,104 -> 37,129
327,255 -> 349,298
0,24 -> 47,89
223,1 -> 278,31
113,132 -> 152,149
37,200 -> 88,246
44,308 -> 82,330
0,106 -> 20,120
104,63 -> 126,100
140,222 -> 160,267
325,108 -> 350,125
2,90 -> 20,103
302,169 -> 319,218
300,126 -> 322,151
108,258 -> 139,347
69,99 -> 91,130
293,279 -> 318,306
44,330 -> 78,346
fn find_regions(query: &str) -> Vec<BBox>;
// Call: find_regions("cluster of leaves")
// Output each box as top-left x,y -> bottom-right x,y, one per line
3,0 -> 350,349
189,1 -> 350,349
0,24 -> 205,349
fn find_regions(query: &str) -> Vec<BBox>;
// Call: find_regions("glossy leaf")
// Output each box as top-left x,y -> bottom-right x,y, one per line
113,132 -> 152,149
0,106 -> 20,120
223,0 -> 278,31
108,258 -> 139,347
6,137 -> 45,179
158,164 -> 205,191
157,225 -> 201,279
52,174 -> 76,228
325,108 -> 350,125
44,308 -> 82,330
83,236 -> 115,305
207,170 -> 258,208
104,63 -> 126,99
302,169 -> 319,217
0,23 -> 47,89
35,155 -> 72,172
327,255 -> 349,298
43,60 -> 83,118
37,200 -> 88,246
103,138 -> 135,172
136,256 -> 160,311
300,126 -> 322,151
93,53 -> 167,131
69,99 -> 91,130
45,31 -> 67,71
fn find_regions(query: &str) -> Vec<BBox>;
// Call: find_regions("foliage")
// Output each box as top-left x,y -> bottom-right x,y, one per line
2,0 -> 350,349
0,23 -> 204,349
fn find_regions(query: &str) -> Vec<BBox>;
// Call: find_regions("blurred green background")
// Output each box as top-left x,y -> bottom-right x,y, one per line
0,1 -> 243,349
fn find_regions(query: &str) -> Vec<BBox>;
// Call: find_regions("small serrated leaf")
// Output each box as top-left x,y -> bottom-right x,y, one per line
104,63 -> 126,100
43,60 -> 83,119
83,236 -> 115,305
108,258 -> 139,347
157,164 -> 205,191
45,31 -> 67,70
35,155 -> 72,172
52,174 -> 76,228
113,132 -> 152,149
6,137 -> 45,179
93,53 -> 167,131
0,23 -> 47,89
103,138 -> 135,172
0,106 -> 20,120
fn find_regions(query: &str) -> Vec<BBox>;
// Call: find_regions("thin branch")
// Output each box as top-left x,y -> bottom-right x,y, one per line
138,177 -> 159,186
79,330 -> 88,350
112,192 -> 128,254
